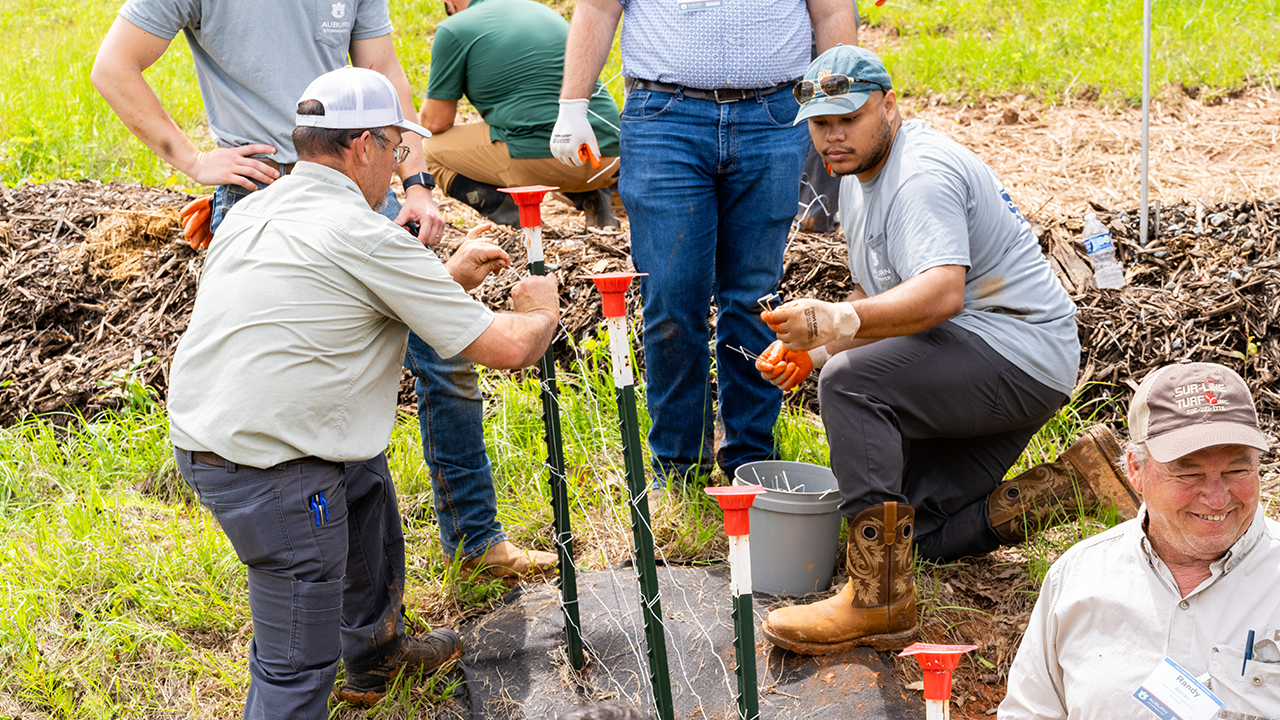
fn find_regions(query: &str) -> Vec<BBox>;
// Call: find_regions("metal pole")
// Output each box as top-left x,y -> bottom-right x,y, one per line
729,534 -> 760,720
1140,0 -> 1152,246
503,186 -> 583,672
606,313 -> 675,720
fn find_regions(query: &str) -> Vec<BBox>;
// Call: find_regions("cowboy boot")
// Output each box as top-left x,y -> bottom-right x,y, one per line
760,502 -> 918,655
988,424 -> 1141,543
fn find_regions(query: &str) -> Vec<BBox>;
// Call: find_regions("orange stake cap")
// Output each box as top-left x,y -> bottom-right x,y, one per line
704,485 -> 766,536
580,272 -> 647,318
498,185 -> 558,228
899,643 -> 978,701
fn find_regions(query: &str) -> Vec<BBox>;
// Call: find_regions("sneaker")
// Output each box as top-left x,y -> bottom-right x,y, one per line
337,629 -> 462,707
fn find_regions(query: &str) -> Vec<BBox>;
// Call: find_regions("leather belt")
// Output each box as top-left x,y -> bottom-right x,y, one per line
188,449 -> 326,470
631,77 -> 799,104
262,159 -> 295,176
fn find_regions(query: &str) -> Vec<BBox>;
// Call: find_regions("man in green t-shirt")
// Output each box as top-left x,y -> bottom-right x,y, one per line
419,0 -> 622,227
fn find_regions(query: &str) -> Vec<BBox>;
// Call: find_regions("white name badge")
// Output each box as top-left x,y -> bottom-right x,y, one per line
1132,657 -> 1224,720
677,0 -> 721,11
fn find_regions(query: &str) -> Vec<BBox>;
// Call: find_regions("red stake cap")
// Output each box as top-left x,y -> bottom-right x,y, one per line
899,643 -> 978,701
704,485 -> 766,536
498,185 -> 558,228
580,272 -> 647,318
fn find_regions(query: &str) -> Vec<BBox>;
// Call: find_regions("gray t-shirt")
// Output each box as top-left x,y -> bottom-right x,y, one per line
118,0 -> 392,164
168,162 -> 494,467
839,119 -> 1080,395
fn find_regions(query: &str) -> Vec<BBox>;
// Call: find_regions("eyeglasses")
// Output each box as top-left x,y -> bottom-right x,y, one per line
392,145 -> 410,164
793,75 -> 888,105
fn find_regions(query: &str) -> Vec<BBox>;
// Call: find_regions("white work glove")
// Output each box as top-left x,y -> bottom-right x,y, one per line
550,98 -> 599,167
762,299 -> 862,352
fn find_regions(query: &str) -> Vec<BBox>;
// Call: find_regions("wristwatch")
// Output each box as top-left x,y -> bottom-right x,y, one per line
402,171 -> 436,191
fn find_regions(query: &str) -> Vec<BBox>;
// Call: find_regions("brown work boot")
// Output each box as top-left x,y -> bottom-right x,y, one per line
761,502 -> 918,655
337,628 -> 462,707
449,540 -> 558,579
988,424 -> 1141,543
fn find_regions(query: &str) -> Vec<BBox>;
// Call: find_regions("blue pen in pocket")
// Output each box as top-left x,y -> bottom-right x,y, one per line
1243,630 -> 1255,676
309,492 -> 329,527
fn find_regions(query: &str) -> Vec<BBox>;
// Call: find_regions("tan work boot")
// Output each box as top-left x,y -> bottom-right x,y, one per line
761,502 -> 918,655
988,424 -> 1141,543
450,540 -> 558,579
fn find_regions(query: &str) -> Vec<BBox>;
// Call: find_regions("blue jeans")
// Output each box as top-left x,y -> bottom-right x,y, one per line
619,85 -> 809,481
211,183 -> 503,561
175,450 -> 407,719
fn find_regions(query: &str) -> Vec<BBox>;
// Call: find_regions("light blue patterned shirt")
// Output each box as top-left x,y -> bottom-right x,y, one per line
618,0 -> 812,90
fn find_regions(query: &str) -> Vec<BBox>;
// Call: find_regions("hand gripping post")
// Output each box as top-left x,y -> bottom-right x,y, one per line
899,643 -> 978,720
705,485 -> 768,720
580,272 -> 673,720
499,185 -> 583,672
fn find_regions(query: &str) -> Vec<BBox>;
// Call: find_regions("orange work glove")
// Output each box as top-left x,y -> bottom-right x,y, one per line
180,195 -> 213,249
754,340 -> 814,391
578,143 -> 602,170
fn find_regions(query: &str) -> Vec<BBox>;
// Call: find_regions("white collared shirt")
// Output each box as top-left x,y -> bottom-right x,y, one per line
1000,507 -> 1280,720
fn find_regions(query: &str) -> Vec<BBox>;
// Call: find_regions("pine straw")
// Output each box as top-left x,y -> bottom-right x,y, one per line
83,209 -> 184,281
900,87 -> 1280,220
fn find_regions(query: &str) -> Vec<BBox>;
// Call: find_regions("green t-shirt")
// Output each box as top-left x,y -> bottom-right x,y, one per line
427,0 -> 621,159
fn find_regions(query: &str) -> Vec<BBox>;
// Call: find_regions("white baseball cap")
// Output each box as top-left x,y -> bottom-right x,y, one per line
295,66 -> 430,137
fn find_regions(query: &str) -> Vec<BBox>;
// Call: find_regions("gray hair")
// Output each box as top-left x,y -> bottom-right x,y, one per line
293,99 -> 390,160
1125,440 -> 1149,470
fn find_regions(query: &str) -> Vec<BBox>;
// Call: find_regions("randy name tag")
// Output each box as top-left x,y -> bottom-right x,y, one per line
677,0 -> 721,11
1132,657 -> 1224,720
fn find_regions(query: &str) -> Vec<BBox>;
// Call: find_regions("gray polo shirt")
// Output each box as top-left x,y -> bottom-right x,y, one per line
118,0 -> 392,163
839,119 -> 1080,395
168,162 -> 494,467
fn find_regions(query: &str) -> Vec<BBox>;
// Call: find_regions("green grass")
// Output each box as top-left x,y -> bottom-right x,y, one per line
3,0 -> 1278,186
0,337 -> 1131,716
863,0 -> 1280,104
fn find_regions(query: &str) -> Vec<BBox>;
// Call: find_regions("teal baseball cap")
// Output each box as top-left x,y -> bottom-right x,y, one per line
793,45 -> 893,125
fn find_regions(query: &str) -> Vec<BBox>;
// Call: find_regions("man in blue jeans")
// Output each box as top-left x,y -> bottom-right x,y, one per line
93,0 -> 555,576
553,0 -> 858,484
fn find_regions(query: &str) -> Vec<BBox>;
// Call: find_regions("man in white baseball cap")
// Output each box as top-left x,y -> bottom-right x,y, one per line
167,66 -> 561,716
1002,361 -> 1277,719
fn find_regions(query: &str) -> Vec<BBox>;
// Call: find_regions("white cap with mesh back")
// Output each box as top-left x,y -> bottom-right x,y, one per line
295,66 -> 430,137
1128,361 -> 1270,463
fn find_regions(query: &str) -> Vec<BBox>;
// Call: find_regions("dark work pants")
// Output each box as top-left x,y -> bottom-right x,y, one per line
817,322 -> 1068,561
175,450 -> 406,719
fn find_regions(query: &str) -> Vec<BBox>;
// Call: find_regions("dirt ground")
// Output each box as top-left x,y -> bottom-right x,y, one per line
2,88 -> 1278,718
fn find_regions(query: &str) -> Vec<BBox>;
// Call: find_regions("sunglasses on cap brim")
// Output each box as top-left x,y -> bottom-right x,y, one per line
793,75 -> 888,105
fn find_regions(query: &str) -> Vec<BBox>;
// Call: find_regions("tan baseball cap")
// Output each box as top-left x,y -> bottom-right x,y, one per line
1129,361 -> 1269,463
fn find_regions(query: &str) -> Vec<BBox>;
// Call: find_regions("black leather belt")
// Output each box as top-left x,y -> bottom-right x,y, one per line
187,449 -> 326,470
631,78 -> 799,104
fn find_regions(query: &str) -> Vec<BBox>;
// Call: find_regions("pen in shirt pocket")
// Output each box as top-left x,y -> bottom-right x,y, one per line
1242,629 -> 1255,676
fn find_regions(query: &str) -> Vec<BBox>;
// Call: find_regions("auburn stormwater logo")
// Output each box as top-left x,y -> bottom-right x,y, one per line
331,3 -> 346,18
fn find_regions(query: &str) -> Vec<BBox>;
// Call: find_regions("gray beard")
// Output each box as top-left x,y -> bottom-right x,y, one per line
372,192 -> 389,213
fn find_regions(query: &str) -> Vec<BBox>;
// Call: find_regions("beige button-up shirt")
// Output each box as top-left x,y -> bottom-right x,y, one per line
1000,507 -> 1280,720
169,162 -> 494,468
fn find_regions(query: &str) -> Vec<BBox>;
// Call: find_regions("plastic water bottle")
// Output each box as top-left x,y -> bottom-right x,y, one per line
1082,212 -> 1125,289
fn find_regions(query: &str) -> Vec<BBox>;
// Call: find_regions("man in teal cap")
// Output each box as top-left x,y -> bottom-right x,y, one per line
754,46 -> 1134,655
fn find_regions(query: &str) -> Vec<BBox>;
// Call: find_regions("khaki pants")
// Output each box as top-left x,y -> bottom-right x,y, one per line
423,122 -> 618,195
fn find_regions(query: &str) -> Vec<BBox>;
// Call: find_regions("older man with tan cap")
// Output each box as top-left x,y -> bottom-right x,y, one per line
1001,361 -> 1278,720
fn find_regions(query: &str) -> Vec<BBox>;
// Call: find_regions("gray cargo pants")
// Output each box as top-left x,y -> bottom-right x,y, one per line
818,321 -> 1068,562
175,450 -> 407,719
